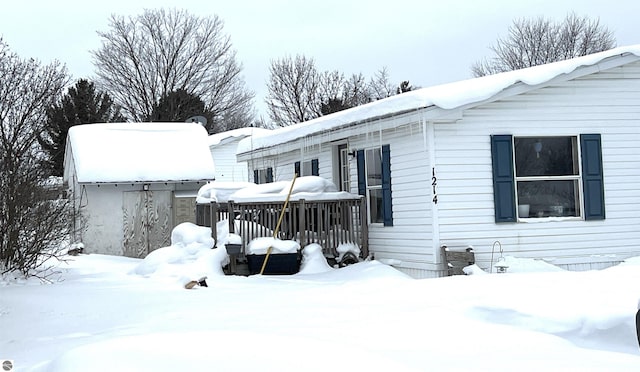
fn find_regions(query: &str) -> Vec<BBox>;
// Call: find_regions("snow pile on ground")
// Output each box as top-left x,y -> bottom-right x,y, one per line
1,222 -> 639,371
131,222 -> 228,282
298,243 -> 333,274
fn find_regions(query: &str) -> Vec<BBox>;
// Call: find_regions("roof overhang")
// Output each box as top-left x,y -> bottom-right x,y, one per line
237,49 -> 640,160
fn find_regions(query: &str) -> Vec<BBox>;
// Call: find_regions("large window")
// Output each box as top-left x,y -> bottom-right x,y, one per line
514,137 -> 581,218
491,134 -> 604,223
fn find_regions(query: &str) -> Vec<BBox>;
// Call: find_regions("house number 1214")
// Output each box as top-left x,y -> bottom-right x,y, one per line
432,167 -> 438,204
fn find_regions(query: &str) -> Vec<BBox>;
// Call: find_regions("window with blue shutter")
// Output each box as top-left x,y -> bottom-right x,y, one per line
381,144 -> 393,226
266,167 -> 273,183
295,159 -> 319,176
492,134 -> 605,222
254,167 -> 274,184
356,150 -> 366,196
356,146 -> 392,226
580,134 -> 605,220
491,135 -> 517,223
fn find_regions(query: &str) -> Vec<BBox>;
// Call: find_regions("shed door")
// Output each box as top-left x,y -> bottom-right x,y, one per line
123,190 -> 172,258
173,196 -> 196,225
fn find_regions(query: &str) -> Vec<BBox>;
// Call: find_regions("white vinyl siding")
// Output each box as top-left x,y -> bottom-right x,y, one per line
434,62 -> 640,270
237,59 -> 640,277
348,122 -> 435,274
209,140 -> 248,182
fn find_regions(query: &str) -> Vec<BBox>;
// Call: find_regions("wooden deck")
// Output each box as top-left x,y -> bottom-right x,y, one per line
198,197 -> 368,260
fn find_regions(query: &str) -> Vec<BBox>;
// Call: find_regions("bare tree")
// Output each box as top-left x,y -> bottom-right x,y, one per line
266,57 -> 413,123
266,55 -> 322,126
344,73 -> 372,107
318,70 -> 350,115
318,70 -> 345,102
472,13 -> 616,77
369,67 -> 395,100
319,70 -> 387,115
92,8 -> 254,131
0,39 -> 71,277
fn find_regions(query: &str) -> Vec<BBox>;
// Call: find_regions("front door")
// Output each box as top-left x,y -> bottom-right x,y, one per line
337,143 -> 350,192
123,190 -> 172,258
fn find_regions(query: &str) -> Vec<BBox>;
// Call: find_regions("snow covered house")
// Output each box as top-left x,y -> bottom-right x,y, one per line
64,123 -> 215,258
237,45 -> 640,278
207,127 -> 271,182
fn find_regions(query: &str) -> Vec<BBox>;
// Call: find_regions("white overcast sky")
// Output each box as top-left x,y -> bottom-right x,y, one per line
1,0 -> 638,118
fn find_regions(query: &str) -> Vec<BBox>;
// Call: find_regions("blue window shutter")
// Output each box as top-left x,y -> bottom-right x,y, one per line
581,134 -> 605,220
253,170 -> 259,184
294,162 -> 300,177
266,167 -> 273,183
311,159 -> 319,176
491,135 -> 516,223
382,144 -> 393,226
356,150 -> 365,196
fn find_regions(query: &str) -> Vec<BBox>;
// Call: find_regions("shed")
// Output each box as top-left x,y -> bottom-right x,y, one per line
207,127 -> 271,182
63,122 -> 215,257
237,45 -> 640,278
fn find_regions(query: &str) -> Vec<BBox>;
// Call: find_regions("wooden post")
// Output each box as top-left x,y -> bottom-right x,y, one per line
298,199 -> 306,247
360,196 -> 369,258
210,201 -> 218,247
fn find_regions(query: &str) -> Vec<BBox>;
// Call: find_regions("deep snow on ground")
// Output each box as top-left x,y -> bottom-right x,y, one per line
1,224 -> 640,371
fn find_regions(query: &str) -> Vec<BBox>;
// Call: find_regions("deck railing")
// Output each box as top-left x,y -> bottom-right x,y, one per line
197,197 -> 368,259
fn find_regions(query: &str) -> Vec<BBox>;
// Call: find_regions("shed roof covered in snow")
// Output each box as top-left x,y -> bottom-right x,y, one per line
237,45 -> 640,155
66,122 -> 216,184
207,127 -> 271,147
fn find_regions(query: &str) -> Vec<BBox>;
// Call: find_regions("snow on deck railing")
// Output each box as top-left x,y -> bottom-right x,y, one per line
199,197 -> 368,259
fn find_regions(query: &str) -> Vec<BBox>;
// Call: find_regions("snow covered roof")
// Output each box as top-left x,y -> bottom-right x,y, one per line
67,122 -> 216,184
207,127 -> 271,147
238,45 -> 640,154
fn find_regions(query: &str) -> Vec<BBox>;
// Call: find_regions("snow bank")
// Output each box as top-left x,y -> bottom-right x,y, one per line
131,222 -> 228,281
491,256 -> 567,274
299,244 -> 334,274
171,222 -> 214,250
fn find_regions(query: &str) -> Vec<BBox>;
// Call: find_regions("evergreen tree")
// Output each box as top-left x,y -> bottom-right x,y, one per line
39,79 -> 125,176
396,81 -> 413,94
147,89 -> 210,125
320,97 -> 351,115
